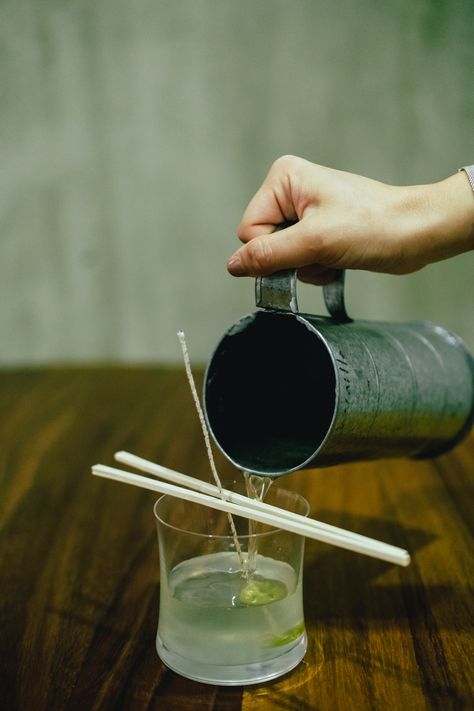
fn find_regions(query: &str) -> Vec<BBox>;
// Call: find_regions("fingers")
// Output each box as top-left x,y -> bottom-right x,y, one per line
237,156 -> 302,242
227,220 -> 323,276
230,155 -> 340,278
297,265 -> 338,286
237,186 -> 287,241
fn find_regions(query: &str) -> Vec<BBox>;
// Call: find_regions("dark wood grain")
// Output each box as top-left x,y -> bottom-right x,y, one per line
0,367 -> 472,711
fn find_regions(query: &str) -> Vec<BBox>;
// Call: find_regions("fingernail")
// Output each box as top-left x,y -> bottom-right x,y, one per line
227,254 -> 245,276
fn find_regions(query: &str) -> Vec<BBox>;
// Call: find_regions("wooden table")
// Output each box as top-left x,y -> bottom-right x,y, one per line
0,367 -> 472,711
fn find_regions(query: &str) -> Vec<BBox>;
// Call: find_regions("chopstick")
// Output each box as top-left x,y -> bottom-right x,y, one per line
92,460 -> 410,567
114,450 -> 398,551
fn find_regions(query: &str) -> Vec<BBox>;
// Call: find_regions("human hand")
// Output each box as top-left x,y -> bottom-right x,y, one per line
227,156 -> 474,285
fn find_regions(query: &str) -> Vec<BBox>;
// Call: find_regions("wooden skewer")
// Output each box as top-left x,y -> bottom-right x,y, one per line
92,461 -> 411,567
115,450 -> 404,552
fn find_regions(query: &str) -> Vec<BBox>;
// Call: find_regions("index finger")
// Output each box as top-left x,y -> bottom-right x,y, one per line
237,166 -> 299,241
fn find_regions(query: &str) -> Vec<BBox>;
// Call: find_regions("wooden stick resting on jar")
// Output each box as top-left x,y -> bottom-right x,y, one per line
91,460 -> 411,567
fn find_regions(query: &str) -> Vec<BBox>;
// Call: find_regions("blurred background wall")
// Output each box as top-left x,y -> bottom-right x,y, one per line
1,0 -> 473,365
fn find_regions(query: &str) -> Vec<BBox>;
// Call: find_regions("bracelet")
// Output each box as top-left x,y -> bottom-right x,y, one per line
459,165 -> 474,192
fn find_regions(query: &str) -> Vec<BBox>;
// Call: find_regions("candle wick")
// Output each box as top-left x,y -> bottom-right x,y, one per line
177,330 -> 248,577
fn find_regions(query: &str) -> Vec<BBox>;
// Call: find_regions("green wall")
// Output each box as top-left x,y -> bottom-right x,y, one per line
1,0 -> 473,364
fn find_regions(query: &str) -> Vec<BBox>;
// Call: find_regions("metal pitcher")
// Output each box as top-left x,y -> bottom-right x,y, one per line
203,270 -> 474,477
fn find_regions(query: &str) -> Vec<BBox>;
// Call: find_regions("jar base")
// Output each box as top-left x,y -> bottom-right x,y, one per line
156,632 -> 307,686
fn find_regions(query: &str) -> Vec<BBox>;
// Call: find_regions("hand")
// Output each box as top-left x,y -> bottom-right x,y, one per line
227,155 -> 474,285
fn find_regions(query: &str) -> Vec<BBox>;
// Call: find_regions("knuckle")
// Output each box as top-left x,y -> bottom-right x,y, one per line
271,154 -> 299,172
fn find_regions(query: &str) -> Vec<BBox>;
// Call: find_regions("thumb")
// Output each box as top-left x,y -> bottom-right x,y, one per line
227,221 -> 319,276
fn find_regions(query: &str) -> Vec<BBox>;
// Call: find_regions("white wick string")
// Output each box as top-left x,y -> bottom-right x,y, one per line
177,330 -> 248,576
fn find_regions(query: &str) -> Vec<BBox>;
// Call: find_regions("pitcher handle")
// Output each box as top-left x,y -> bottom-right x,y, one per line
322,269 -> 351,322
256,268 -> 351,322
255,269 -> 299,312
255,221 -> 351,321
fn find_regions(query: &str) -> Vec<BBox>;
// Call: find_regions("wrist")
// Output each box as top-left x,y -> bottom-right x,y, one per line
430,173 -> 474,256
396,175 -> 474,266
